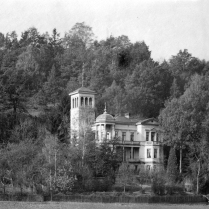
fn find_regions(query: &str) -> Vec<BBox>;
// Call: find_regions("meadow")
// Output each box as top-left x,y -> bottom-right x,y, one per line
0,202 -> 208,209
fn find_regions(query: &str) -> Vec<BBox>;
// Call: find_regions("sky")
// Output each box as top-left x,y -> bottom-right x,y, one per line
0,0 -> 208,61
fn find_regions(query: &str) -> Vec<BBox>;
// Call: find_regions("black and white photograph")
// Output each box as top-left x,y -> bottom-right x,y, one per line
0,0 -> 208,208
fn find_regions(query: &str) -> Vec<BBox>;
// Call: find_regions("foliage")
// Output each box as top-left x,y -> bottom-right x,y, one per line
117,162 -> 135,192
0,23 -> 208,195
151,171 -> 166,195
53,164 -> 75,193
166,148 -> 178,184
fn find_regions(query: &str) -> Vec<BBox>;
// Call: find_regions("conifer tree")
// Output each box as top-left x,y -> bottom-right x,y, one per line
167,148 -> 178,184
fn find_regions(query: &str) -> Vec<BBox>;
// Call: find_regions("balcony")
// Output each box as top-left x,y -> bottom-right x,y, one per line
144,141 -> 161,146
121,140 -> 140,146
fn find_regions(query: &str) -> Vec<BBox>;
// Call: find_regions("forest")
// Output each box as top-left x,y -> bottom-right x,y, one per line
0,22 -> 209,195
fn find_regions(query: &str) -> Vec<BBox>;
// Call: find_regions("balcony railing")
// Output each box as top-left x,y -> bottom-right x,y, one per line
144,141 -> 160,145
122,140 -> 140,145
118,140 -> 161,146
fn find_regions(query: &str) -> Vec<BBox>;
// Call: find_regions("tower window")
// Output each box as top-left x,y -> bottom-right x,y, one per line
81,97 -> 84,106
85,97 -> 88,106
89,97 -> 92,106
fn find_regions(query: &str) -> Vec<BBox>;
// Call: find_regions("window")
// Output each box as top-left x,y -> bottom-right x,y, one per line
156,133 -> 159,142
81,97 -> 84,106
89,97 -> 92,106
130,132 -> 134,141
146,165 -> 151,171
115,131 -> 118,138
146,132 -> 149,141
106,132 -> 110,140
147,149 -> 151,158
101,132 -> 104,139
153,165 -> 157,171
151,132 -> 155,141
122,132 -> 126,141
154,149 -> 157,158
85,97 -> 88,106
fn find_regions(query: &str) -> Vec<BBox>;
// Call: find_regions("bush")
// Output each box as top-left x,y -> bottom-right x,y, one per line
166,148 -> 178,184
165,184 -> 184,195
84,178 -> 112,192
151,170 -> 166,195
152,180 -> 165,195
112,185 -> 142,193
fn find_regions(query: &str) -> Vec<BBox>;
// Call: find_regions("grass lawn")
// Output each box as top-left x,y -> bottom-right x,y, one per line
0,201 -> 208,209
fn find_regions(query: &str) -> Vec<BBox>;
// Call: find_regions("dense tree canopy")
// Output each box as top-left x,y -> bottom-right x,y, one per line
0,22 -> 208,194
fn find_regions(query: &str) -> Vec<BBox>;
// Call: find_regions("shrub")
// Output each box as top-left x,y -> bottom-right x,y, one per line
166,148 -> 178,184
84,178 -> 112,192
165,184 -> 184,195
112,185 -> 142,193
151,170 -> 167,195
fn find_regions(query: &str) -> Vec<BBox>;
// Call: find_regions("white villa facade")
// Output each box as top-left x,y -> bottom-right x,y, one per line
69,87 -> 164,171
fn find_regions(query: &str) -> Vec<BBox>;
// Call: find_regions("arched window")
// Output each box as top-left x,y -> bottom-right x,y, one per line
89,97 -> 92,107
85,97 -> 88,106
81,97 -> 84,106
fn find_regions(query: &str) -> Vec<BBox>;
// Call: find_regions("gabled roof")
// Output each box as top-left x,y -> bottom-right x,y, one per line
69,87 -> 97,96
114,116 -> 144,125
136,118 -> 159,125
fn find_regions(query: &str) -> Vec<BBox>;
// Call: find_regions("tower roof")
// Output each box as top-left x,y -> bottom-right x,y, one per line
69,87 -> 97,96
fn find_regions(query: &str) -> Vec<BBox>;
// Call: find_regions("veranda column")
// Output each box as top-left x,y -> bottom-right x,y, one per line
131,147 -> 133,159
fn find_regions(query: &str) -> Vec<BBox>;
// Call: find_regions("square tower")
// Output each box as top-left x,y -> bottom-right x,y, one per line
69,87 -> 96,139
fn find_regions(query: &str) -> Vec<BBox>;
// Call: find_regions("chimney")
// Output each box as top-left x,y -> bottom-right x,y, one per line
125,113 -> 130,119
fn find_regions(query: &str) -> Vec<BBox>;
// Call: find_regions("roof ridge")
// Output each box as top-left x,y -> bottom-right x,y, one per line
69,87 -> 96,96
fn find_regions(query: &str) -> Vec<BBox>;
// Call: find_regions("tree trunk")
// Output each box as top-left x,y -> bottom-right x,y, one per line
179,146 -> 182,174
196,159 -> 200,194
3,183 -> 5,195
54,150 -> 57,178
